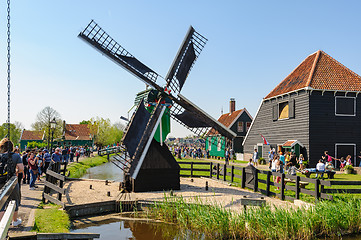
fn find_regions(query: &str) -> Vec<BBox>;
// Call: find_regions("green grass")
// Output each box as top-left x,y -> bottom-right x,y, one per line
33,203 -> 70,233
146,195 -> 361,239
66,156 -> 109,178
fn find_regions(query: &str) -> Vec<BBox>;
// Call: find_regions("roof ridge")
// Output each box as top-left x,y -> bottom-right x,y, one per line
264,51 -> 318,99
305,50 -> 321,86
319,50 -> 361,80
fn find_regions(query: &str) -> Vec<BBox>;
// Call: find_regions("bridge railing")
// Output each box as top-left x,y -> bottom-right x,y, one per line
0,176 -> 18,239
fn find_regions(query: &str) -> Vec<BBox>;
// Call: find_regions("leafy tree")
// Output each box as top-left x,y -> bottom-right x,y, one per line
31,106 -> 62,146
0,122 -> 24,146
27,141 -> 47,149
85,117 -> 124,147
79,120 -> 90,125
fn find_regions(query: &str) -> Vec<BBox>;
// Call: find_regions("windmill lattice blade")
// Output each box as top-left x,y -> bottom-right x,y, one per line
165,26 -> 208,94
170,94 -> 236,140
79,20 -> 163,92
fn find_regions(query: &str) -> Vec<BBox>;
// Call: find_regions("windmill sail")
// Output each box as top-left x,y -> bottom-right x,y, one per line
78,20 -> 163,92
165,26 -> 207,94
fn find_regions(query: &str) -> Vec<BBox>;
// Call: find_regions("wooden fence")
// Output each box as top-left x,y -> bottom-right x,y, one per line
179,161 -> 361,202
42,162 -> 67,208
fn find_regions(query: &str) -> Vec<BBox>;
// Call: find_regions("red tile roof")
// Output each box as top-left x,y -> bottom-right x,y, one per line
265,50 -> 361,99
208,109 -> 245,135
21,130 -> 44,140
64,124 -> 92,141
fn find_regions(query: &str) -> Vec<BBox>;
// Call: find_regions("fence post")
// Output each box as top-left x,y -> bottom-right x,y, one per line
223,164 -> 227,181
315,179 -> 320,201
217,163 -> 220,180
280,173 -> 285,200
107,153 -> 110,161
254,168 -> 258,192
266,171 -> 271,196
296,176 -> 300,199
241,167 -> 246,188
209,162 -> 213,178
190,162 -> 194,178
231,166 -> 234,183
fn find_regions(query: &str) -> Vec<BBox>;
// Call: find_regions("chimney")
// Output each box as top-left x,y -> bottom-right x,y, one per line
230,98 -> 235,114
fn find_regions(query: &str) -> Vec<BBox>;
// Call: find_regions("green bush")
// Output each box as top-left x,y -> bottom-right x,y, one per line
27,141 -> 47,149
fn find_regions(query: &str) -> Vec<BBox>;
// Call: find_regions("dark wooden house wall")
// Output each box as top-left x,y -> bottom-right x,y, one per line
309,91 -> 361,166
243,90 -> 310,160
229,112 -> 253,153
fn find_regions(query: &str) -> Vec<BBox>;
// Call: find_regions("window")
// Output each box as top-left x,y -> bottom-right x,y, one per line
237,122 -> 243,132
335,97 -> 356,116
273,99 -> 295,121
246,122 -> 251,132
279,102 -> 289,119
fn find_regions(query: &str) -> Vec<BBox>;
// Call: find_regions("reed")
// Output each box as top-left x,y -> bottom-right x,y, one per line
147,195 -> 361,239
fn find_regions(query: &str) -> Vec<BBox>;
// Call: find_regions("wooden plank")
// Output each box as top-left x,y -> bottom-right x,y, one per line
299,188 -> 316,196
320,192 -> 333,201
298,176 -> 318,184
37,233 -> 100,240
258,179 -> 267,185
234,174 -> 242,179
46,170 -> 65,181
178,162 -> 211,165
285,185 -> 297,191
258,170 -> 269,175
181,168 -> 209,172
234,166 -> 243,171
258,188 -> 276,197
320,179 -> 332,186
44,181 -> 65,195
323,188 -> 361,194
284,195 -> 295,202
240,198 -> 266,206
43,193 -> 65,208
284,174 -> 297,180
328,181 -> 361,186
0,200 -> 16,240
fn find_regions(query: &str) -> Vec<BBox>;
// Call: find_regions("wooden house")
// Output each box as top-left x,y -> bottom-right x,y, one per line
206,99 -> 253,158
19,130 -> 44,150
62,122 -> 93,147
243,50 -> 361,167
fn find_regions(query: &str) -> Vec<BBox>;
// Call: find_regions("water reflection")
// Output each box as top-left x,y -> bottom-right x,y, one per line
72,219 -> 181,240
82,161 -> 123,182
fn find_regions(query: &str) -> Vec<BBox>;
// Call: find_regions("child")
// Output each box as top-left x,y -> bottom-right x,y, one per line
247,158 -> 254,166
297,154 -> 304,170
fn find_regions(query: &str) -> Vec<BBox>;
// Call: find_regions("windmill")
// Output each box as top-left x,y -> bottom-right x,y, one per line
79,20 -> 236,192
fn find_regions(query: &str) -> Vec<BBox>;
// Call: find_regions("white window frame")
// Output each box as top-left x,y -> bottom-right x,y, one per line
335,96 -> 356,117
335,143 -> 356,167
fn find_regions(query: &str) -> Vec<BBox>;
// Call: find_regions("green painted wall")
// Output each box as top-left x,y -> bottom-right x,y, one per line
206,136 -> 226,157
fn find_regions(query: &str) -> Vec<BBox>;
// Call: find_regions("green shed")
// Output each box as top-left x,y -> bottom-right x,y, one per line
19,130 -> 44,151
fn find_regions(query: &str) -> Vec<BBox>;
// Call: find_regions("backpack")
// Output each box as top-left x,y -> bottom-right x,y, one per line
0,152 -> 14,184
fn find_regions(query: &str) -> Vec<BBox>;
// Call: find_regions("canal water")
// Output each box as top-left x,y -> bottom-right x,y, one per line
71,219 -> 188,240
82,161 -> 123,182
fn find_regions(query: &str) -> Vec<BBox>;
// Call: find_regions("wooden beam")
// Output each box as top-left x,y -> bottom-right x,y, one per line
43,193 -> 65,208
44,181 -> 65,195
46,170 -> 65,181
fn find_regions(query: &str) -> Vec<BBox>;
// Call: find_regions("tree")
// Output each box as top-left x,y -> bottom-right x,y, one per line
0,121 -> 24,146
86,117 -> 124,147
31,106 -> 62,147
79,120 -> 90,125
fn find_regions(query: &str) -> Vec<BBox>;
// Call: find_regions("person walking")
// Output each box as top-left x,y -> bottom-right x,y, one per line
28,152 -> 38,190
253,149 -> 259,167
22,149 -> 30,184
43,149 -> 51,174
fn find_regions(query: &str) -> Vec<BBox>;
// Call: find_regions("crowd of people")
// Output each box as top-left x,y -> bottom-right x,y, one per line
0,139 -> 94,227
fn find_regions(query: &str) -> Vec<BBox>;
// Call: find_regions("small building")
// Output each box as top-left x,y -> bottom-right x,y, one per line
206,99 -> 253,158
19,130 -> 44,151
62,122 -> 93,147
243,50 -> 361,167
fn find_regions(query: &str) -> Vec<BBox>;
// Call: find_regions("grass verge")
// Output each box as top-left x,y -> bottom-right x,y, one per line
66,156 -> 109,178
33,203 -> 70,233
147,195 -> 361,240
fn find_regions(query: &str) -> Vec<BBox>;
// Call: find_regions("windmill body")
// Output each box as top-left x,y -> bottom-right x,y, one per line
79,20 -> 236,192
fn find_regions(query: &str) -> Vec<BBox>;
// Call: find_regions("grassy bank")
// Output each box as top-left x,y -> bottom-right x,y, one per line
146,195 -> 361,239
33,203 -> 70,233
66,156 -> 109,178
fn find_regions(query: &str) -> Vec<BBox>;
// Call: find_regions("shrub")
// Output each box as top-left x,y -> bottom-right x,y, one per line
259,157 -> 266,165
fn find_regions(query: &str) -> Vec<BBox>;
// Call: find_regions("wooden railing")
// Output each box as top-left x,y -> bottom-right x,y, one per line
0,176 -> 18,239
42,162 -> 67,208
179,162 -> 342,202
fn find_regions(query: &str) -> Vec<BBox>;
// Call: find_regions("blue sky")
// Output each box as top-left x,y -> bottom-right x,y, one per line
0,1 -> 361,137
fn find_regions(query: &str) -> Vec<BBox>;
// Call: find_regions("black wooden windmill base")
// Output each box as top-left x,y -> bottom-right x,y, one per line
125,139 -> 180,192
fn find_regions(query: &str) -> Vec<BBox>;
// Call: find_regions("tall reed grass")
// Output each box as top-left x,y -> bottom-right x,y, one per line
146,195 -> 361,239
